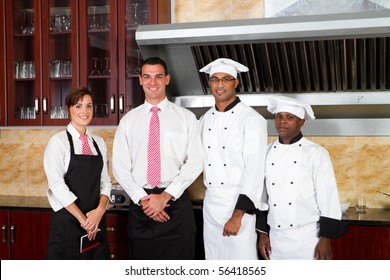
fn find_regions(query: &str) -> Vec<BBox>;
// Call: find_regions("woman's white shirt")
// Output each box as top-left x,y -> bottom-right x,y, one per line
44,123 -> 111,211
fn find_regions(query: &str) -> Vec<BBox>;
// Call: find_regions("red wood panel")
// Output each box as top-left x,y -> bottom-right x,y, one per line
331,225 -> 390,260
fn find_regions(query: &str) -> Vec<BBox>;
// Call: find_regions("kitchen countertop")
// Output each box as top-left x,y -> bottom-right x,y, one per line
1,196 -> 389,227
343,207 -> 390,227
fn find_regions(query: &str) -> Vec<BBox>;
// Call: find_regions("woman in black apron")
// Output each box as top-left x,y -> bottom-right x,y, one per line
44,87 -> 110,259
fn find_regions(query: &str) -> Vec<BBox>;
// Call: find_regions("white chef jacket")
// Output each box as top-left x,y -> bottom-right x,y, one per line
263,137 -> 342,231
44,123 -> 112,212
112,98 -> 203,204
200,102 -> 267,259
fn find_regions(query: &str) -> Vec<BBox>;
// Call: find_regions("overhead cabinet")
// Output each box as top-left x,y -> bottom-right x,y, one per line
4,0 -> 170,126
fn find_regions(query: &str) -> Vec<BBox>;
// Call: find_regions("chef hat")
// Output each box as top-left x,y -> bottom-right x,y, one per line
199,58 -> 249,78
267,95 -> 315,120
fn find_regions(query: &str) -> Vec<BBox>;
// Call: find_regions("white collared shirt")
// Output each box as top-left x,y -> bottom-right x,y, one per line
44,123 -> 111,211
112,98 -> 203,204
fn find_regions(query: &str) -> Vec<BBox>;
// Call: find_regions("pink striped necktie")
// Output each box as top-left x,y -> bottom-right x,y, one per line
147,106 -> 161,188
80,134 -> 94,155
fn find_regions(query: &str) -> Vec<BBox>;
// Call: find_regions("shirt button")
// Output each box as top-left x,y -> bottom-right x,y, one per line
208,128 -> 211,131
291,182 -> 293,184
294,161 -> 297,164
208,146 -> 211,148
272,183 -> 275,185
278,225 -> 281,228
289,202 -> 292,205
208,164 -> 211,166
222,146 -> 225,149
209,182 -> 211,185
224,164 -> 226,166
273,146 -> 276,148
271,163 -> 274,165
221,182 -> 224,185
290,224 -> 293,227
273,204 -> 277,207
299,144 -> 302,146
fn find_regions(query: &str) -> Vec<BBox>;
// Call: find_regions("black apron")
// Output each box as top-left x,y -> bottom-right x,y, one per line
128,187 -> 196,259
46,131 -> 109,260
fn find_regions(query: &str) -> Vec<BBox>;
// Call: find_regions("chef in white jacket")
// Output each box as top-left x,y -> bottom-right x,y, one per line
199,58 -> 268,259
257,96 -> 348,260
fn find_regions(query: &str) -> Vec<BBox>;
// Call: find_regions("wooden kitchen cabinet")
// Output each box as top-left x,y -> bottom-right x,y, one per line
0,210 -> 51,260
5,0 -> 79,126
0,0 -> 5,126
4,0 -> 170,126
331,225 -> 390,260
105,212 -> 128,259
80,0 -> 170,125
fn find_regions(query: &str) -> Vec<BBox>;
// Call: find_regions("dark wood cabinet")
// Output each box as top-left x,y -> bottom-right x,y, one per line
106,212 -> 128,259
3,0 -> 170,126
331,225 -> 390,260
0,210 -> 51,260
0,0 -> 5,126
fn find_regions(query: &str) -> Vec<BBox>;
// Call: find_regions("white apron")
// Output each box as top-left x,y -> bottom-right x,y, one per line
203,186 -> 257,260
269,222 -> 319,260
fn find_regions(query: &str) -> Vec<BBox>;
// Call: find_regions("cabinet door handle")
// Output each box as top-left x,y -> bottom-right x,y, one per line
110,254 -> 116,259
10,225 -> 15,243
106,226 -> 118,232
35,97 -> 40,114
1,225 -> 6,243
119,94 -> 124,113
42,97 -> 48,114
110,94 -> 115,113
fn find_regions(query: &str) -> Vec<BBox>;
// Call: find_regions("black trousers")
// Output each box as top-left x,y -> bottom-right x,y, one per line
127,188 -> 196,260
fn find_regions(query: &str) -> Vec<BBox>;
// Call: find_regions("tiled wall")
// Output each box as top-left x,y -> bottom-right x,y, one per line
0,128 -> 116,197
1,128 -> 389,209
173,0 -> 264,23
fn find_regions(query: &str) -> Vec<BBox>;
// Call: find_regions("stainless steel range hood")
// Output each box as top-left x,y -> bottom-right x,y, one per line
136,11 -> 390,135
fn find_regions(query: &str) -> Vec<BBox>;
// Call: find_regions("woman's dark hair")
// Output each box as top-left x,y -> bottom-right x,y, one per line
141,57 -> 168,75
65,87 -> 95,110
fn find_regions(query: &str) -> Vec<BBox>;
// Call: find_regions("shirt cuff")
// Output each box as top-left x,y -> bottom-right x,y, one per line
319,216 -> 349,238
256,209 -> 270,234
234,194 -> 256,214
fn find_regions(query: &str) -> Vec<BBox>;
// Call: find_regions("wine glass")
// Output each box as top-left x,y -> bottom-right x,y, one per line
103,1 -> 111,29
131,3 -> 139,27
63,9 -> 71,31
89,6 -> 99,30
101,57 -> 111,75
21,10 -> 34,34
90,58 -> 101,76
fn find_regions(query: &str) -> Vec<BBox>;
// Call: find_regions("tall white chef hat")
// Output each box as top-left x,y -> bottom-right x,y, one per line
199,58 -> 249,78
267,95 -> 315,120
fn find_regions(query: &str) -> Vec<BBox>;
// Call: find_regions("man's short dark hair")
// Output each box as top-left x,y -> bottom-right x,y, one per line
141,57 -> 168,75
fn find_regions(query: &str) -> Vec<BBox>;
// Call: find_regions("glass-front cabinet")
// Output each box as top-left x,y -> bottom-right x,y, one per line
6,0 -> 78,126
6,0 -> 42,126
5,0 -> 170,126
79,0 -> 117,125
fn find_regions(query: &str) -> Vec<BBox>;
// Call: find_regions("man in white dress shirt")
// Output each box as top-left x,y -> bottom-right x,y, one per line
112,57 -> 203,259
257,96 -> 348,260
199,58 -> 268,259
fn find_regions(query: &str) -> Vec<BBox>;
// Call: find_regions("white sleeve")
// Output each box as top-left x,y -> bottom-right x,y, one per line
44,133 -> 77,211
112,120 -> 148,204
